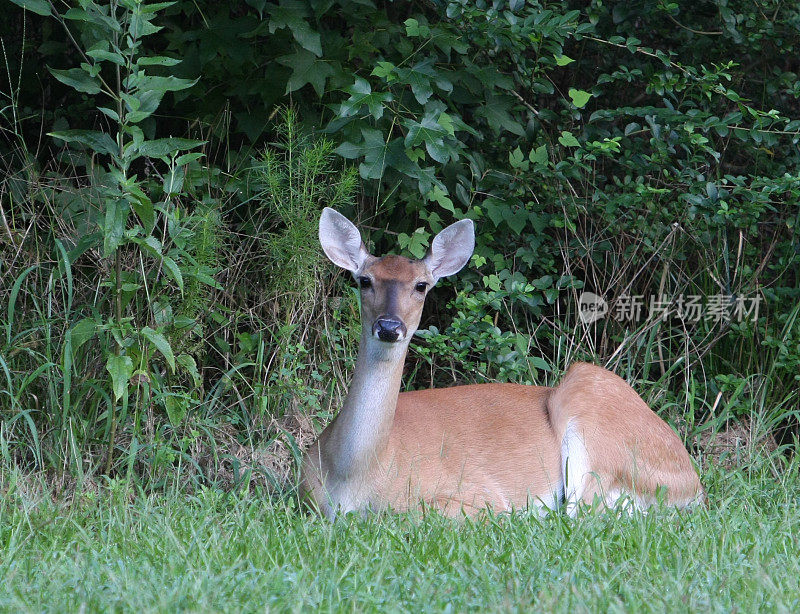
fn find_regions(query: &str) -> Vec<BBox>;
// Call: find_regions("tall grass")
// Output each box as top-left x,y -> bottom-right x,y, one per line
2,143 -> 796,495
0,108 -> 364,490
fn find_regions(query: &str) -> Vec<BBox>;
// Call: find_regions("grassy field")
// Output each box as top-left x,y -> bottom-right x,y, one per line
1,459 -> 798,613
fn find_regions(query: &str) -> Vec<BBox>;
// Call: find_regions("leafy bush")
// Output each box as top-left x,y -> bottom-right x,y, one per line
2,0 -> 799,483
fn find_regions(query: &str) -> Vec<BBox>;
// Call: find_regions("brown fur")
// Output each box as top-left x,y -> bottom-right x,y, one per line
548,363 -> 704,507
303,370 -> 703,516
377,384 -> 561,514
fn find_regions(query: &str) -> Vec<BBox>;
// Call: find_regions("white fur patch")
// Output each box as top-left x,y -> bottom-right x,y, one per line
531,491 -> 561,518
561,419 -> 590,517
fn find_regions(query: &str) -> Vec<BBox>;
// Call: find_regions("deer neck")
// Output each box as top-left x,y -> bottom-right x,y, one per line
322,332 -> 408,482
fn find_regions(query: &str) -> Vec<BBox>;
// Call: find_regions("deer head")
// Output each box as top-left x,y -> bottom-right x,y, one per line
319,207 -> 475,345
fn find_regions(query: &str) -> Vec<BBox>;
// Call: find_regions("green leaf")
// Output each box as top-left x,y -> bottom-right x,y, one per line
9,0 -> 51,16
64,7 -> 121,31
268,2 -> 322,56
187,269 -> 222,291
427,186 -> 455,214
141,326 -> 176,372
128,12 -> 163,38
529,144 -> 548,166
404,18 -> 430,38
103,198 -> 130,258
176,354 -> 201,388
405,115 -> 447,149
509,147 -> 529,171
86,49 -> 125,66
173,316 -> 195,330
139,3 -> 177,15
70,318 -> 98,353
277,47 -> 334,97
358,128 -> 389,180
162,255 -> 184,293
334,141 -> 362,159
479,94 -> 525,136
339,78 -> 392,120
385,138 -> 425,179
97,107 -> 120,122
126,75 -> 198,94
48,67 -> 102,95
121,90 -> 163,124
529,356 -> 551,372
625,36 -> 641,53
164,395 -> 189,427
131,196 -> 155,234
371,61 -> 395,80
503,207 -> 527,235
163,166 -> 185,195
175,152 -> 204,165
531,275 -> 554,289
137,236 -> 162,259
655,49 -> 672,67
555,54 -> 575,66
136,138 -> 205,159
568,88 -> 592,108
137,56 -> 182,67
404,114 -> 451,163
437,112 -> 455,136
49,130 -> 118,156
397,61 -> 436,105
483,198 -> 508,229
68,233 -> 102,262
558,131 -> 580,147
483,274 -> 502,291
106,354 -> 133,402
397,229 -> 430,259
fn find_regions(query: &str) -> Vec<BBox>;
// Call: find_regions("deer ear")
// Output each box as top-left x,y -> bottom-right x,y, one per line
424,218 -> 475,282
319,208 -> 370,272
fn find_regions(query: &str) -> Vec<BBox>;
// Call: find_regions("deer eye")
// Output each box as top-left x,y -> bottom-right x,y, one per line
358,276 -> 372,289
414,282 -> 428,293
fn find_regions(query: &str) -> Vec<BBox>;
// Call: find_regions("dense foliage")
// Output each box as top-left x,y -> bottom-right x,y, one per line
1,0 -> 798,484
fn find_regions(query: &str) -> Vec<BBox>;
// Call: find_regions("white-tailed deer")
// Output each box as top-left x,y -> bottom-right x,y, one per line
301,208 -> 704,518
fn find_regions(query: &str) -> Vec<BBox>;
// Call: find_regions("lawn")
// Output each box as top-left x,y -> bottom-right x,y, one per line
1,460 -> 798,612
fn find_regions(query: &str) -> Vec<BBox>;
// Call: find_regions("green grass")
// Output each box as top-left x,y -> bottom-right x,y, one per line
1,460 -> 799,613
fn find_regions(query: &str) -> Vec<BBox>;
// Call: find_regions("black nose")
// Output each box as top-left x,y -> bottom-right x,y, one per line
373,317 -> 407,342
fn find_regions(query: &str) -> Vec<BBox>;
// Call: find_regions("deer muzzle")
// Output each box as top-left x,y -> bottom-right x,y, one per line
373,317 -> 407,343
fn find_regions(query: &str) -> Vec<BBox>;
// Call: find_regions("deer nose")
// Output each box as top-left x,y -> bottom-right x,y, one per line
373,317 -> 407,342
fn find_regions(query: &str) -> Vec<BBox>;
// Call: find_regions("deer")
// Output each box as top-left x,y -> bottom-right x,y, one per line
300,207 -> 704,519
